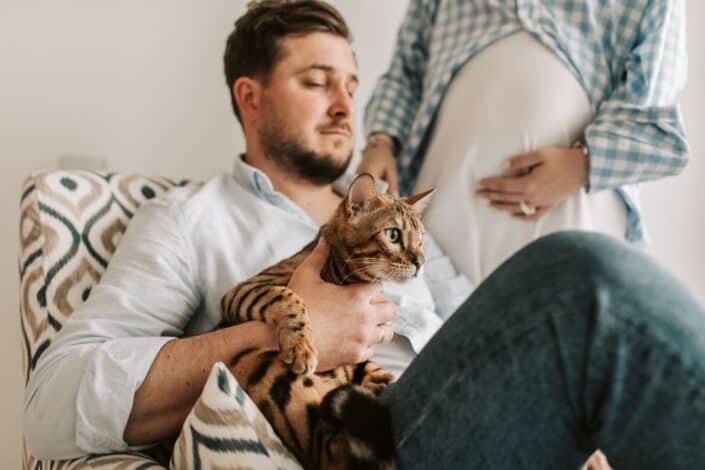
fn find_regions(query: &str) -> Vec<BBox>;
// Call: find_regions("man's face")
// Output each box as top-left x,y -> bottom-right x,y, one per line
256,32 -> 358,185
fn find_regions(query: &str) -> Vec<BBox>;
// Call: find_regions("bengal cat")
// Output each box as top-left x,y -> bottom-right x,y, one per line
219,173 -> 433,470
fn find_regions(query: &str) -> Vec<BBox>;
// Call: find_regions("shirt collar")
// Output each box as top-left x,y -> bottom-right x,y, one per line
232,154 -> 322,228
231,153 -> 277,198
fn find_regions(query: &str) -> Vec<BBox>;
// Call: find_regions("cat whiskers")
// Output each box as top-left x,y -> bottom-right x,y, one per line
340,261 -> 388,283
331,253 -> 372,270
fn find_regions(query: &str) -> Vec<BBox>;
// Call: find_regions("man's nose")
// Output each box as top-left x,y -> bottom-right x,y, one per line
328,87 -> 353,119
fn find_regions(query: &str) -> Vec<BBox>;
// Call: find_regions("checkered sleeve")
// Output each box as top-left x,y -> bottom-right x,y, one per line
584,0 -> 689,192
363,0 -> 434,146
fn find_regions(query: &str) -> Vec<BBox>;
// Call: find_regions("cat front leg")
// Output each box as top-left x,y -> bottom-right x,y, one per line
355,361 -> 396,395
220,280 -> 270,325
221,283 -> 317,374
264,285 -> 318,375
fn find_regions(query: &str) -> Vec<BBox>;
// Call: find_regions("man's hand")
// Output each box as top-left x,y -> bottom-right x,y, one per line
475,147 -> 588,220
358,134 -> 399,195
288,238 -> 398,371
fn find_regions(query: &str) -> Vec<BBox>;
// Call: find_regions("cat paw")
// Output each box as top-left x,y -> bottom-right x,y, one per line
361,369 -> 396,395
279,329 -> 318,375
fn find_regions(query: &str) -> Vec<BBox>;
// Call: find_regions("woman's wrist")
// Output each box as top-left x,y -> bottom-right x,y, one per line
365,132 -> 399,154
572,140 -> 590,190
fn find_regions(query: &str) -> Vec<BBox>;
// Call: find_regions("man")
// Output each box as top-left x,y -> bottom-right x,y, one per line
24,1 -> 705,468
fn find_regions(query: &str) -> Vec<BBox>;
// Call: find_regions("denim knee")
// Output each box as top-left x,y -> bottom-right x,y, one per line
518,230 -> 641,285
522,231 -> 704,355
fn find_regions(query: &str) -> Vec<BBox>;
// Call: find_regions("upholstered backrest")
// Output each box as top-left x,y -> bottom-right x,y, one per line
18,170 -> 186,469
19,170 -> 186,381
18,170 -> 303,470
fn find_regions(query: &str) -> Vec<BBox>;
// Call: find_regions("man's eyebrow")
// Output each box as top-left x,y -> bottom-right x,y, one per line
295,64 -> 359,84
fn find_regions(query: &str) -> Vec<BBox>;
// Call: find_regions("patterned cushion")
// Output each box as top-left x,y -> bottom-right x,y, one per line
171,362 -> 302,470
19,170 -> 187,469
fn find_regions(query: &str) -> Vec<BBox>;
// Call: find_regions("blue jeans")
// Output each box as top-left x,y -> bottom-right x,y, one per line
381,231 -> 705,469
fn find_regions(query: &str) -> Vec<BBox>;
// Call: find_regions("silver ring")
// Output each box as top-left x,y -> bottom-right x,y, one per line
519,200 -> 536,215
379,326 -> 386,343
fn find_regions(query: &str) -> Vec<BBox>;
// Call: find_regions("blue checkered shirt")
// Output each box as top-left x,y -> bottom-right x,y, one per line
364,0 -> 689,242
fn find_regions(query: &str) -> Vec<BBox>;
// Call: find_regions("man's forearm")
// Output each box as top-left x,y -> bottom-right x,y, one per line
123,322 -> 276,445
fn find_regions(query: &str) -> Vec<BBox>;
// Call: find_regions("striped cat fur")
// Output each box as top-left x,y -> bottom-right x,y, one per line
219,174 -> 433,470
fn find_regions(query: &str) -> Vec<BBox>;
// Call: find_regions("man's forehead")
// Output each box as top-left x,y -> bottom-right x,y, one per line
278,33 -> 357,78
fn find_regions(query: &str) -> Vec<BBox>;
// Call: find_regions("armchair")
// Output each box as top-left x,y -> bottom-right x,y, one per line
18,170 -> 609,469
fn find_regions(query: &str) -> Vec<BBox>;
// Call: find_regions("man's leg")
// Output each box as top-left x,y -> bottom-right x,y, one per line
381,231 -> 705,469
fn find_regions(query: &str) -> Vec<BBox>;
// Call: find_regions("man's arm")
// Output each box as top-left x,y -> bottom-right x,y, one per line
23,194 -> 205,458
124,321 -> 276,445
24,194 -> 396,459
124,237 -> 397,445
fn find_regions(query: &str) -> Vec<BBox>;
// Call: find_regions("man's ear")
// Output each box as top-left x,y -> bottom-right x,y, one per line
233,77 -> 262,123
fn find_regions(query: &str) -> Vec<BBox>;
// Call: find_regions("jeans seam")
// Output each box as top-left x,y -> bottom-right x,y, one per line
396,304 -> 705,450
603,307 -> 705,395
396,370 -> 465,449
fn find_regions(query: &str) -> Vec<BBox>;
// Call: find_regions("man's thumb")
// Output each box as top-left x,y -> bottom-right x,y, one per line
300,237 -> 329,272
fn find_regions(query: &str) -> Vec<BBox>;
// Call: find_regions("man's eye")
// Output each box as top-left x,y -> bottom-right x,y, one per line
305,82 -> 325,87
384,228 -> 401,243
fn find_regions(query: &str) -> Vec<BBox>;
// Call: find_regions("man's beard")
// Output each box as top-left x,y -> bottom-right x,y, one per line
258,112 -> 352,186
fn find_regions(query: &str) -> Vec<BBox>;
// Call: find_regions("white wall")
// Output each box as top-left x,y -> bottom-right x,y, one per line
0,1 -> 702,467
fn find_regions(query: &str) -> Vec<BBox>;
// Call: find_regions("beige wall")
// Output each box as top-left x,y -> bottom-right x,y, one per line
0,1 -> 703,467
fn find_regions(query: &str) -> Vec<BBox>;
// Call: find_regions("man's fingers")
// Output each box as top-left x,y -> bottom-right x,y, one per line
379,323 -> 394,343
343,279 -> 383,302
298,237 -> 329,273
373,300 -> 398,323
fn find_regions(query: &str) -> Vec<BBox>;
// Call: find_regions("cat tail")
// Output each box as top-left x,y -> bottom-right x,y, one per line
318,383 -> 396,470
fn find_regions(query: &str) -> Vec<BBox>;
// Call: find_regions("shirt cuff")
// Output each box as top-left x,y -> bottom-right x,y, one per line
75,336 -> 176,453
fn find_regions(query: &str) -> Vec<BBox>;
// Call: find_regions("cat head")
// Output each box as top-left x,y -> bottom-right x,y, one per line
321,173 -> 434,284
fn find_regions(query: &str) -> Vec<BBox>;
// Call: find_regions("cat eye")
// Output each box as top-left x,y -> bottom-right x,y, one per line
385,228 -> 401,243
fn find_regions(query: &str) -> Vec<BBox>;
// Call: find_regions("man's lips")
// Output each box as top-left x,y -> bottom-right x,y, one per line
319,127 -> 351,137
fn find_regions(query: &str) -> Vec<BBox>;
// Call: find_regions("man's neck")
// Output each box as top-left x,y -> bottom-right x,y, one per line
242,152 -> 342,226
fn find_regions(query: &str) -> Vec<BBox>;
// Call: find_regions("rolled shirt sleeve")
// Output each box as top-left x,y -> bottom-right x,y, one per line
23,194 -> 201,459
585,0 -> 689,192
364,0 -> 433,145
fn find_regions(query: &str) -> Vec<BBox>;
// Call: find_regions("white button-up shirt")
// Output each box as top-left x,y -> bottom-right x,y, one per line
24,156 -> 472,459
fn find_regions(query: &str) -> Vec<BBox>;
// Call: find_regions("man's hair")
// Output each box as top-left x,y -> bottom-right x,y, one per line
223,0 -> 351,124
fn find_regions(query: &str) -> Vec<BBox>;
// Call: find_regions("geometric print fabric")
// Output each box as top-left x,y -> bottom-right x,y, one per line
19,171 -> 185,469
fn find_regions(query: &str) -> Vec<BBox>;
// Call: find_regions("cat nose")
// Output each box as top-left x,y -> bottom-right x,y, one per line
411,255 -> 423,275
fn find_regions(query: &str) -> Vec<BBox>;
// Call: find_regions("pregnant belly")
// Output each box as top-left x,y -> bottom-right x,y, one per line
421,31 -> 593,182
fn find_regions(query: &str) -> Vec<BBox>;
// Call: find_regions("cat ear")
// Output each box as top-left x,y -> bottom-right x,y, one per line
403,188 -> 435,214
346,173 -> 378,215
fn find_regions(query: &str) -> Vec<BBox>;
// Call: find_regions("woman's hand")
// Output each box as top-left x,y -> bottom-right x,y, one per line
288,238 -> 397,371
476,147 -> 588,220
358,134 -> 399,195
